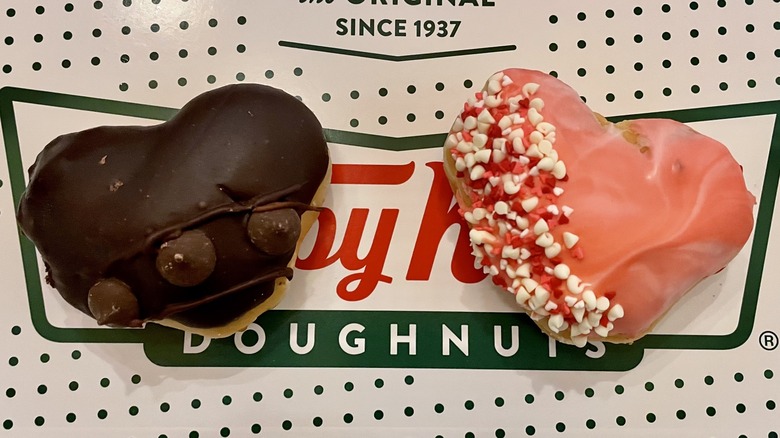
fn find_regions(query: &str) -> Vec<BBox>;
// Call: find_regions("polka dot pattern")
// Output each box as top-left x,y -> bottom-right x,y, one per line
0,3 -> 778,437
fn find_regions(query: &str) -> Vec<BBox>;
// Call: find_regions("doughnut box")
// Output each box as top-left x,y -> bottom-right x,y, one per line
1,1 -> 778,436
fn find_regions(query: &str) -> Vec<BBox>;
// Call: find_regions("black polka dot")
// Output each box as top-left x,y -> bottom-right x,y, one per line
634,34 -> 643,43
577,40 -> 586,48
605,9 -> 615,18
577,12 -> 586,21
633,6 -> 643,15
548,15 -> 558,24
689,1 -> 699,10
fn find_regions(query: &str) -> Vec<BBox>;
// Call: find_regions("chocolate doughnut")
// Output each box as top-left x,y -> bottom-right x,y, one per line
17,83 -> 331,337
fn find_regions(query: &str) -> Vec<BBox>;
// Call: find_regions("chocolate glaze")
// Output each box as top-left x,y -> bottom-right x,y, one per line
16,83 -> 329,329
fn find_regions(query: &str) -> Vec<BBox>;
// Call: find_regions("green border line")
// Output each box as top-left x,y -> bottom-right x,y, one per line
278,40 -> 517,61
1,86 -> 778,351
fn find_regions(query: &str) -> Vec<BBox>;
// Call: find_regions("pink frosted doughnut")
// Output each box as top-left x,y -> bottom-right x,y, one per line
443,69 -> 755,346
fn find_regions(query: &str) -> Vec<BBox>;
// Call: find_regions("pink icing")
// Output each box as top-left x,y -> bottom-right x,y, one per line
453,68 -> 755,342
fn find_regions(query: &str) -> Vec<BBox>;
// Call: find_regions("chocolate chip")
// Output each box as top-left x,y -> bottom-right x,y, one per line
87,278 -> 140,326
247,208 -> 301,255
156,230 -> 217,287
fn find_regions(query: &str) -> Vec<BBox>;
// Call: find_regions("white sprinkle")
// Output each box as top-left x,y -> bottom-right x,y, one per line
538,139 -> 553,155
594,325 -> 610,338
511,113 -> 524,125
545,243 -> 562,259
566,275 -> 584,294
521,196 -> 539,212
515,263 -> 531,278
608,304 -> 625,321
501,74 -> 513,86
518,156 -> 530,166
494,201 -> 509,215
469,229 -> 495,245
507,128 -> 525,142
489,265 -> 500,276
505,265 -> 516,278
587,312 -> 602,327
470,165 -> 486,180
546,205 -> 560,216
525,144 -> 543,158
561,205 -> 574,217
528,166 -> 540,177
537,156 -> 556,171
564,296 -> 578,307
464,211 -> 476,224
515,216 -> 529,230
502,246 -> 520,259
489,71 -> 504,83
485,95 -> 502,108
503,181 -> 520,195
596,296 -> 610,312
498,116 -> 513,130
488,176 -> 500,187
456,140 -> 472,153
493,137 -> 508,152
487,79 -> 502,95
529,130 -> 544,145
522,82 -> 540,97
535,232 -> 554,248
553,187 -> 564,196
512,137 -> 526,154
477,109 -> 496,125
519,248 -> 531,260
553,263 -> 571,280
463,116 -> 477,130
474,149 -> 491,163
520,278 -> 538,292
477,122 -> 491,134
515,286 -> 531,305
552,160 -> 567,179
530,311 -> 546,320
579,318 -> 593,332
464,152 -> 476,168
529,97 -> 544,111
563,232 -> 579,249
535,121 -> 556,135
533,218 -> 549,235
570,323 -> 583,337
582,290 -> 597,311
454,157 -> 466,172
548,314 -> 564,333
532,286 -> 550,305
451,117 -> 464,132
493,149 -> 506,163
572,335 -> 589,348
527,108 -> 543,126
444,134 -> 458,148
519,229 -> 530,238
473,133 -> 489,149
572,306 -> 586,324
544,266 -> 554,275
473,207 -> 487,220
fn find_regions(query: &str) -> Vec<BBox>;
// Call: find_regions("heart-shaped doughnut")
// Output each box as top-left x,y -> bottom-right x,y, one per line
444,69 -> 755,346
17,84 -> 331,337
